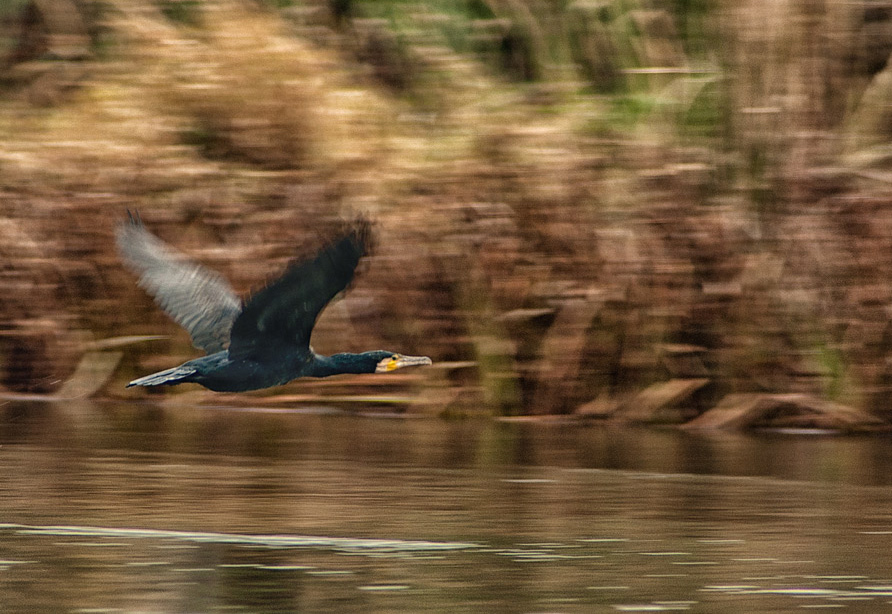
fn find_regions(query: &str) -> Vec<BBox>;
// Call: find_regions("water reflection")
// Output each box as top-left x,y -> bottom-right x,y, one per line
3,400 -> 892,613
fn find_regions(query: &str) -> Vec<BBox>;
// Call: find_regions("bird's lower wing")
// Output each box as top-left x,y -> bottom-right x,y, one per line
117,213 -> 242,355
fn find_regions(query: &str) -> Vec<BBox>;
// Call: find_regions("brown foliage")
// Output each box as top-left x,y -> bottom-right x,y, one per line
3,0 -> 892,430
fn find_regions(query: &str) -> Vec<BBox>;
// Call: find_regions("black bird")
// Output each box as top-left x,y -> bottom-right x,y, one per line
117,213 -> 431,392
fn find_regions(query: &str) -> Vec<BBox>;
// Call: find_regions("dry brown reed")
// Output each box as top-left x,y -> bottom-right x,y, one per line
2,0 -> 892,427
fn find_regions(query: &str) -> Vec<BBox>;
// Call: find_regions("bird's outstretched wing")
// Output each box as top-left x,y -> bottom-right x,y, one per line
116,212 -> 242,354
228,219 -> 371,361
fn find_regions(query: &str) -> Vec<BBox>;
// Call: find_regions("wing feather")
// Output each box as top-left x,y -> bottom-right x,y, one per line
116,213 -> 242,354
228,219 -> 371,361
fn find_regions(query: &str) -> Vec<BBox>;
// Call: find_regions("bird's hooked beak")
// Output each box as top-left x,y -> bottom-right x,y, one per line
375,354 -> 433,373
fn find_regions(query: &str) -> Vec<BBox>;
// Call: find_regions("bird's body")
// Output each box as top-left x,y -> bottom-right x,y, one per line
117,213 -> 431,392
128,351 -> 286,392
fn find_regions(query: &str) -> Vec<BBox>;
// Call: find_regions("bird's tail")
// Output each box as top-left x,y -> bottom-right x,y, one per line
127,364 -> 197,387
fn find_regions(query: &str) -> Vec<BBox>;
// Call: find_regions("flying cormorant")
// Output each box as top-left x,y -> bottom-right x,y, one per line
117,213 -> 431,392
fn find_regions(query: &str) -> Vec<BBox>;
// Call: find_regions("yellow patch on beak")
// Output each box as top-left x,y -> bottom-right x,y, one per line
375,354 -> 433,374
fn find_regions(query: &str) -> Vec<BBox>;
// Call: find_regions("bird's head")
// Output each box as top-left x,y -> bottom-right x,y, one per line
370,350 -> 433,374
312,350 -> 432,377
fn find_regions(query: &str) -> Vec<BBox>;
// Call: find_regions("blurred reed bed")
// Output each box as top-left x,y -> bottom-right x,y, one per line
2,0 -> 892,427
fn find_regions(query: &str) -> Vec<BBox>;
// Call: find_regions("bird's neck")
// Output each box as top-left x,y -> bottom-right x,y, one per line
305,353 -> 368,378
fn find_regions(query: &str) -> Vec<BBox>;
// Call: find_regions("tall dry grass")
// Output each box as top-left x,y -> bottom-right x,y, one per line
2,0 -> 892,423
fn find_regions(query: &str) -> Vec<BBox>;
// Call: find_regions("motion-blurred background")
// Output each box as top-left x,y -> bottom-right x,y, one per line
3,0 -> 892,422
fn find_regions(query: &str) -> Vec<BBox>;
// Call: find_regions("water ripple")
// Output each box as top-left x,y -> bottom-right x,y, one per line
0,523 -> 480,553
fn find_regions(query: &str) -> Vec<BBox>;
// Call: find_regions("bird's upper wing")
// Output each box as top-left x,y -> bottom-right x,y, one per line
228,219 -> 371,361
116,213 -> 242,354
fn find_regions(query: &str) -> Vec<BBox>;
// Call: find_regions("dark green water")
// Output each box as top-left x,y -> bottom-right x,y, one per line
3,400 -> 892,613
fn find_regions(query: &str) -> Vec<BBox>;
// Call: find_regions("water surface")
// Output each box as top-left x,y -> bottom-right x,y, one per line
3,401 -> 892,612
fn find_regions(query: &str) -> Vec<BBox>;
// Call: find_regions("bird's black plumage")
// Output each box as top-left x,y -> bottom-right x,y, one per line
228,223 -> 370,362
117,214 -> 431,392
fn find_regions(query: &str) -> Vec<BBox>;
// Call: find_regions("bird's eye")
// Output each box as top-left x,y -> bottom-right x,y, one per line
392,354 -> 399,360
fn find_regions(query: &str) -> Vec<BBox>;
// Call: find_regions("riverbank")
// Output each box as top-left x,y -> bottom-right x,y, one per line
3,0 -> 892,425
